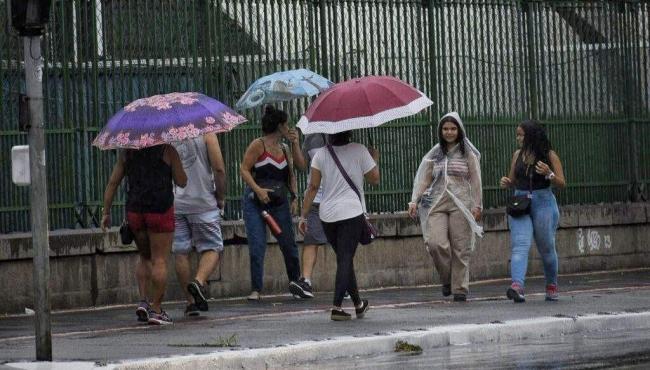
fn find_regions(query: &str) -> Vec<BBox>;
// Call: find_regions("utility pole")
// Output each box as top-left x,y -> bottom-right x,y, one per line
10,0 -> 53,360
24,34 -> 52,361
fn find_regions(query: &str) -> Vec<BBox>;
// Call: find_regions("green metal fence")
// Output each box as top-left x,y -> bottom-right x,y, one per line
1,0 -> 648,233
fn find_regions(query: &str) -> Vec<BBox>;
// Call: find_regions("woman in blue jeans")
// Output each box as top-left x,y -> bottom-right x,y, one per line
240,105 -> 310,301
500,120 -> 566,303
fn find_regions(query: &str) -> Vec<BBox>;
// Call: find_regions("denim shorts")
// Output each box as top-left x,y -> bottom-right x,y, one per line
304,203 -> 328,245
172,209 -> 224,254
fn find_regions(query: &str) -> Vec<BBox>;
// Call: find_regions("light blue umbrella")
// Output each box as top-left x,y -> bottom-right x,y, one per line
235,68 -> 334,111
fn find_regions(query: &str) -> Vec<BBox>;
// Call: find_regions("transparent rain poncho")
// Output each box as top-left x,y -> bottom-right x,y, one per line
410,112 -> 484,249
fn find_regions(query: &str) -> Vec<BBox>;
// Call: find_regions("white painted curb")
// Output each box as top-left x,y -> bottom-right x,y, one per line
110,311 -> 650,370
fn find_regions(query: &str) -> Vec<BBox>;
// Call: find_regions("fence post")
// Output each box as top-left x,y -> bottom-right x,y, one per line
621,2 -> 642,201
522,0 -> 538,120
426,0 -> 439,120
318,0 -> 329,78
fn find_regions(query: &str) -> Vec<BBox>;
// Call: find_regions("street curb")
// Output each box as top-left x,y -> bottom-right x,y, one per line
111,310 -> 650,370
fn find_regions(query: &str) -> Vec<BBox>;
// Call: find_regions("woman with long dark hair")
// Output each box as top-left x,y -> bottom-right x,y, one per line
240,105 -> 309,301
102,145 -> 187,325
500,120 -> 566,303
408,112 -> 483,302
299,131 -> 379,321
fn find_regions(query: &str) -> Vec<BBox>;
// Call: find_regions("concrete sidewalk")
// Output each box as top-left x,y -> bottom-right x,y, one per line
1,269 -> 649,368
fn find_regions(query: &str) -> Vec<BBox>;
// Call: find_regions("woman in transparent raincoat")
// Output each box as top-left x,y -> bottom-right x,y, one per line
407,112 -> 483,302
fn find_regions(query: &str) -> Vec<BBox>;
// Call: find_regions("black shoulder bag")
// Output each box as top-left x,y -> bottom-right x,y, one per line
326,144 -> 378,245
506,164 -> 533,217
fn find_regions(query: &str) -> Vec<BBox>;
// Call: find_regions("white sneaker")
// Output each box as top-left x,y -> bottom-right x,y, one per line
247,291 -> 260,301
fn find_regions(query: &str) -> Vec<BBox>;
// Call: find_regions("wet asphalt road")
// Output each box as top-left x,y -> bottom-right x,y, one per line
0,269 -> 649,364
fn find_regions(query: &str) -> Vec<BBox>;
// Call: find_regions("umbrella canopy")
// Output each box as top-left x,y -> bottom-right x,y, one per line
235,68 -> 333,111
93,92 -> 247,150
296,76 -> 432,135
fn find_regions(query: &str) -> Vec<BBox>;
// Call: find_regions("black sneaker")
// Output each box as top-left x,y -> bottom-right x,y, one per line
188,280 -> 209,311
355,299 -> 369,319
506,283 -> 526,303
184,303 -> 200,317
453,294 -> 467,302
299,278 -> 314,298
442,284 -> 452,297
289,280 -> 311,299
331,308 -> 351,321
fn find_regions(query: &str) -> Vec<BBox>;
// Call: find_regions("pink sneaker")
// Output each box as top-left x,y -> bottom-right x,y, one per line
545,284 -> 559,301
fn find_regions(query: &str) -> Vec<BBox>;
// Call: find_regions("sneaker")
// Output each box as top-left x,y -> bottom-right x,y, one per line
288,280 -> 311,299
184,303 -> 200,317
148,310 -> 173,325
299,278 -> 314,298
343,292 -> 351,300
355,299 -> 369,319
247,291 -> 260,301
545,284 -> 559,301
442,284 -> 452,297
331,308 -> 352,321
506,283 -> 526,303
453,294 -> 467,302
135,301 -> 150,322
187,279 -> 209,311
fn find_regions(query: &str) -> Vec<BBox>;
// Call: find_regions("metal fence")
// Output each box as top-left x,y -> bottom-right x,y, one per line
1,0 -> 648,233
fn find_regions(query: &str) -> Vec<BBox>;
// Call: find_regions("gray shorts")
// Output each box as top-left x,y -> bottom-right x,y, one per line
304,203 -> 328,245
173,209 -> 224,254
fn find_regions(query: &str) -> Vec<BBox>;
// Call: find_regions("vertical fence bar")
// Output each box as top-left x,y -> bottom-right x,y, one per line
523,0 -> 538,120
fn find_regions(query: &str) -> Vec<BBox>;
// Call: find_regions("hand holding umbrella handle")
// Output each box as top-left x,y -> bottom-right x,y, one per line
368,146 -> 380,163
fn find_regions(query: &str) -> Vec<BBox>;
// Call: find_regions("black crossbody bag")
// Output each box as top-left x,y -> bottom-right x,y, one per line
326,145 -> 378,245
506,166 -> 533,217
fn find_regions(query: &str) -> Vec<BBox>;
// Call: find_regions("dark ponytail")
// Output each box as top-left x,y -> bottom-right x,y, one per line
261,105 -> 288,134
328,131 -> 352,146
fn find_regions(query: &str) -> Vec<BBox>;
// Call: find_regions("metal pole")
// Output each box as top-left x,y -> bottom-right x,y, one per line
318,0 -> 329,78
426,0 -> 439,121
523,0 -> 538,120
24,35 -> 52,361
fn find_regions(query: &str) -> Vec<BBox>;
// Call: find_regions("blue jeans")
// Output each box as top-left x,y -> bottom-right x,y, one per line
508,187 -> 559,288
242,187 -> 300,292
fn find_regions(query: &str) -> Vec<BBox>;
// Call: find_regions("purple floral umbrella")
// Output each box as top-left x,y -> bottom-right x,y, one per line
92,92 -> 247,150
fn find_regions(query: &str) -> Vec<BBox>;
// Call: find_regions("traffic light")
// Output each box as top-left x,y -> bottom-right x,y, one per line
10,0 -> 51,36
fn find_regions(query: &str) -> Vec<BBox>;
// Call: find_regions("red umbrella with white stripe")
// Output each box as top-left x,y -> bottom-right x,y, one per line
296,76 -> 432,134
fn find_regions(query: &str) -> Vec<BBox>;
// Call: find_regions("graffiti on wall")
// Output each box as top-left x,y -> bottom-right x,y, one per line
577,228 -> 612,254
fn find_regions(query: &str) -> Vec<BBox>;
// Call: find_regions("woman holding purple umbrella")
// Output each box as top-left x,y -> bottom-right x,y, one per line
102,145 -> 187,325
94,92 -> 247,324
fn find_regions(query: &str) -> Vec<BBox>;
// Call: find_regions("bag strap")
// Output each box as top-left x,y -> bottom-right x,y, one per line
326,144 -> 364,205
518,150 -> 533,194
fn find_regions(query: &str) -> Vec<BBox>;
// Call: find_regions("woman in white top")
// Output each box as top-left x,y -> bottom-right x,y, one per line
299,131 -> 379,321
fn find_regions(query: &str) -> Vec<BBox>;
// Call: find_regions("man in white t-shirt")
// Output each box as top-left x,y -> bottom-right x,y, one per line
299,131 -> 379,321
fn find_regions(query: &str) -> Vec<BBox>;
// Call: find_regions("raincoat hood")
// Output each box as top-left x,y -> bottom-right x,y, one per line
437,112 -> 480,161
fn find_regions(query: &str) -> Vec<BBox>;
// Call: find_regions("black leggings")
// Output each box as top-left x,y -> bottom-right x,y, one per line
322,214 -> 365,307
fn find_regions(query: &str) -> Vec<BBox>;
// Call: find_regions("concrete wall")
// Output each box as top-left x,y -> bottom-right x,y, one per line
1,203 -> 648,314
